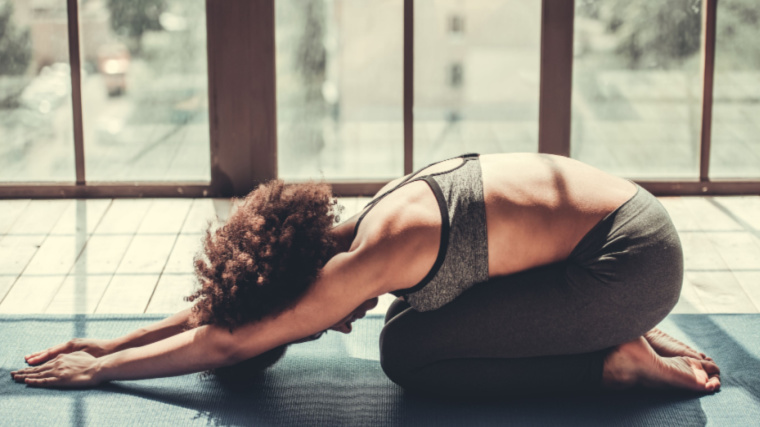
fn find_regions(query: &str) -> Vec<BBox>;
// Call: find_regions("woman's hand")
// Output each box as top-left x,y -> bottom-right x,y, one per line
11,352 -> 104,388
24,338 -> 114,366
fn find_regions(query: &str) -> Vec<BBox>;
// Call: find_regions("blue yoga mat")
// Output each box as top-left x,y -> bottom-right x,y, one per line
1,314 -> 758,426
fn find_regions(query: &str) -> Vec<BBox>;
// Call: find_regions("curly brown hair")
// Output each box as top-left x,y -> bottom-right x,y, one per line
185,180 -> 341,332
186,180 -> 340,381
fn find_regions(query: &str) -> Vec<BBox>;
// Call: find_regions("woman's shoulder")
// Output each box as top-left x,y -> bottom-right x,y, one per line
345,181 -> 445,296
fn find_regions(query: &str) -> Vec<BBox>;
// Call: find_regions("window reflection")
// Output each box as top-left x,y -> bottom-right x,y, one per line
414,0 -> 541,167
710,0 -> 760,178
0,0 -> 75,182
81,0 -> 210,182
572,0 -> 702,178
276,0 -> 404,180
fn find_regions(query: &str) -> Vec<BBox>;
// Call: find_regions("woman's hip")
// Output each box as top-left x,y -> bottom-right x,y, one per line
566,185 -> 683,326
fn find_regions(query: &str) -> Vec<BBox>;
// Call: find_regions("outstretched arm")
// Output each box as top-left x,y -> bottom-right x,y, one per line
97,323 -> 232,382
12,249 -> 385,388
99,249 -> 383,380
11,322 -> 231,387
23,307 -> 195,366
112,307 -> 195,351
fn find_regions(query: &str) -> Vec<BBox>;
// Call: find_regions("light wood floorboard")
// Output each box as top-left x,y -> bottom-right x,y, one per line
145,274 -> 196,314
0,199 -> 30,237
0,276 -> 67,313
46,275 -> 112,314
49,199 -> 112,236
0,196 -> 756,319
95,274 -> 162,314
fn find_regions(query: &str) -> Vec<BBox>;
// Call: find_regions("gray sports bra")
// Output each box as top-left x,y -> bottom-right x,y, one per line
353,153 -> 489,312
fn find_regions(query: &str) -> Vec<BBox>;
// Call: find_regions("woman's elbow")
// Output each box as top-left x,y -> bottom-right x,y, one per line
196,324 -> 242,366
206,323 -> 281,366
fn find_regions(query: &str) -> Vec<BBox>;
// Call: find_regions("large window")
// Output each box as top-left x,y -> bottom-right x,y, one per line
0,0 -> 75,182
571,0 -> 703,178
80,0 -> 210,182
276,0 -> 403,180
0,0 -> 758,197
710,0 -> 760,178
414,0 -> 541,168
0,0 -> 209,185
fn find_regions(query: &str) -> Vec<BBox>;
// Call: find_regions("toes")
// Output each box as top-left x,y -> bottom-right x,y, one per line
699,352 -> 715,362
705,375 -> 721,392
700,360 -> 721,375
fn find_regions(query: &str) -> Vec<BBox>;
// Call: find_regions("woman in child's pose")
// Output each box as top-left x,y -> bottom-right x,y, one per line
12,153 -> 719,395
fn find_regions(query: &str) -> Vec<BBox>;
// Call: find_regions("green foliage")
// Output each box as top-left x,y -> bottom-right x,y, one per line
0,1 -> 32,75
598,0 -> 702,69
715,0 -> 760,70
106,0 -> 167,53
580,0 -> 760,70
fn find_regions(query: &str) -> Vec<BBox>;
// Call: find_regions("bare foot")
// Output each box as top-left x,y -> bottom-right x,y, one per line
603,337 -> 721,393
644,328 -> 711,361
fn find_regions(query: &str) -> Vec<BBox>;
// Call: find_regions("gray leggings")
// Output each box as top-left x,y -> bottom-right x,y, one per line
379,186 -> 683,397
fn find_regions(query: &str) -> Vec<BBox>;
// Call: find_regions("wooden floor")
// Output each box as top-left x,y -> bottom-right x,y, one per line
0,196 -> 758,316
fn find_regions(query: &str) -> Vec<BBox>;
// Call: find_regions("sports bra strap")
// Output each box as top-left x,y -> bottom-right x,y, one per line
352,153 -> 479,240
362,153 -> 477,209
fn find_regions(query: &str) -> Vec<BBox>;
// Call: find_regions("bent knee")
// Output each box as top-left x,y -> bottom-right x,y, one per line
379,322 -> 413,387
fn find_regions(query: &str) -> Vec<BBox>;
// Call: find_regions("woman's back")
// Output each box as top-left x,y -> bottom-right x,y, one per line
341,153 -> 637,293
480,153 -> 636,276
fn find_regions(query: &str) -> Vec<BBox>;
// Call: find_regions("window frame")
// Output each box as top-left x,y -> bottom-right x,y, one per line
0,0 -> 757,198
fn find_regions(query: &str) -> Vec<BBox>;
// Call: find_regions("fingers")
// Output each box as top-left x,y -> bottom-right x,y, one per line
25,351 -> 40,364
13,371 -> 50,383
25,377 -> 61,388
25,348 -> 50,364
10,365 -> 53,382
11,363 -> 52,375
12,362 -> 53,375
25,343 -> 68,365
11,365 -> 67,388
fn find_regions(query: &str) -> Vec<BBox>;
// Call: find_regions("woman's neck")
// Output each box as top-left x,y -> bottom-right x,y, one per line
330,216 -> 358,253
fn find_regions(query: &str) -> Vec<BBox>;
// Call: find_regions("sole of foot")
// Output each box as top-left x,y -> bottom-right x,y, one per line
644,328 -> 712,361
603,336 -> 721,393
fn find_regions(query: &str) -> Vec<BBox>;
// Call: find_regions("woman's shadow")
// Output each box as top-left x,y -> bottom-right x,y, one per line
94,313 -> 759,427
95,362 -> 709,427
5,314 -> 756,426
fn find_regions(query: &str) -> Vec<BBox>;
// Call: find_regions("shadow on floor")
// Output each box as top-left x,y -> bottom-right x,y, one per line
2,314 -> 759,426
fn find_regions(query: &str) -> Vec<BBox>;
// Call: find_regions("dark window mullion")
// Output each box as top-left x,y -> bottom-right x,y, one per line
404,0 -> 414,174
538,0 -> 574,157
699,0 -> 718,183
66,0 -> 86,185
206,0 -> 277,196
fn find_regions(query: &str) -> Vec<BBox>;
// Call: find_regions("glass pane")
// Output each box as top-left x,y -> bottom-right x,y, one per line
572,0 -> 702,178
276,0 -> 403,180
710,0 -> 760,178
0,1 -> 75,182
414,0 -> 541,168
81,0 -> 210,182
